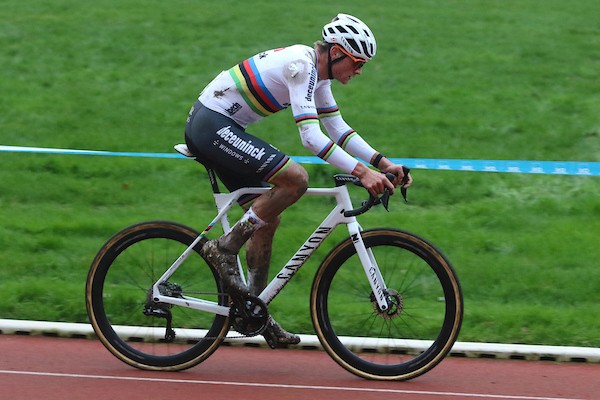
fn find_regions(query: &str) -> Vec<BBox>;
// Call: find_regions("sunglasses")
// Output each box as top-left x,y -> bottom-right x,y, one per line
334,45 -> 367,69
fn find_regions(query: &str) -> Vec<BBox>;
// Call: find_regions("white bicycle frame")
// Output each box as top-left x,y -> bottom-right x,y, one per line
150,183 -> 391,317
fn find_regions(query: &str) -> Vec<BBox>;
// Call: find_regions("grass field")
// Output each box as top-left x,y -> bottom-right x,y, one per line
1,0 -> 599,347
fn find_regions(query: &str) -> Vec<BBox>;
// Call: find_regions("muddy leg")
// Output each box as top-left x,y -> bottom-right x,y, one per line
246,217 -> 279,296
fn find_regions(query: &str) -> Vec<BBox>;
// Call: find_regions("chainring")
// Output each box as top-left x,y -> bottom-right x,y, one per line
229,295 -> 269,336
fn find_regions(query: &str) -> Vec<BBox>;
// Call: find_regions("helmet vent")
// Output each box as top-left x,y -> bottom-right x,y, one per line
346,38 -> 360,54
360,41 -> 371,57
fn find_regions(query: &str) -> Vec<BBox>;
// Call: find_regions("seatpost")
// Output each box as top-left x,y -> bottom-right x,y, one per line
205,167 -> 221,194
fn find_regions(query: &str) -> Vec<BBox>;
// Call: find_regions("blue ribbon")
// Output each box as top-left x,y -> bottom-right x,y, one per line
1,145 -> 598,176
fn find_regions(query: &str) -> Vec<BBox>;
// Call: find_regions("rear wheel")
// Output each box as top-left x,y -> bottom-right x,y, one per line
311,228 -> 463,380
86,221 -> 229,371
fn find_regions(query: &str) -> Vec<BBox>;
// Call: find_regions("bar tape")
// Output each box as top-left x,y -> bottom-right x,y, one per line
1,145 -> 598,176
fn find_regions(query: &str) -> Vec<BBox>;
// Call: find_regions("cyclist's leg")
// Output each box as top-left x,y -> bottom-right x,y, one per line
208,163 -> 307,344
245,215 -> 279,296
185,102 -> 262,298
240,214 -> 300,346
249,162 -> 308,222
244,166 -> 306,346
185,102 -> 303,345
184,102 -> 306,297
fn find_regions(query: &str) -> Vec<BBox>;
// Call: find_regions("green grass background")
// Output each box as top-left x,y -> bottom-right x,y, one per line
1,0 -> 599,347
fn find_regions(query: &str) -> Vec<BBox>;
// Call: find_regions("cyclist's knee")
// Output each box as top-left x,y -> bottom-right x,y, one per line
276,162 -> 308,196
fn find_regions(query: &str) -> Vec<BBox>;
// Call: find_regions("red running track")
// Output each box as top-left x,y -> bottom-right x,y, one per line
1,335 -> 598,400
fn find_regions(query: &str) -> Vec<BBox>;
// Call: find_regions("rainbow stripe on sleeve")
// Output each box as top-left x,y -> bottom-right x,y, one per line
294,113 -> 319,127
336,129 -> 357,149
317,141 -> 338,161
317,105 -> 341,118
229,57 -> 285,117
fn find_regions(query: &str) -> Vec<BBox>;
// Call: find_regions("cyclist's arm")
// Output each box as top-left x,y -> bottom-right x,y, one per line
315,83 -> 381,168
316,84 -> 412,189
285,61 -> 359,174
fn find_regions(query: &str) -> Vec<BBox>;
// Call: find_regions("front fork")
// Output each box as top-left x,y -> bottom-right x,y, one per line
348,223 -> 391,312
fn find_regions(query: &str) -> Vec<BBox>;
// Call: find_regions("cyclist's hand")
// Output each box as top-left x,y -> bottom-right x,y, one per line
380,164 -> 413,189
352,163 -> 395,198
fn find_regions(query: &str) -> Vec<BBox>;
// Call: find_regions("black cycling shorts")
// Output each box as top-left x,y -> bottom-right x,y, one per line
184,101 -> 291,205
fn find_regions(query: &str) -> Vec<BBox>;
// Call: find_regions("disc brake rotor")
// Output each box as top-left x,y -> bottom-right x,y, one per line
371,288 -> 404,320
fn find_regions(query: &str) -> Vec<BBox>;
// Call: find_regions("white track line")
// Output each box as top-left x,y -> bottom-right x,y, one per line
0,370 -> 583,400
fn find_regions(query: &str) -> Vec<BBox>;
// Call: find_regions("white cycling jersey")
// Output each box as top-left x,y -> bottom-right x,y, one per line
198,44 -> 377,174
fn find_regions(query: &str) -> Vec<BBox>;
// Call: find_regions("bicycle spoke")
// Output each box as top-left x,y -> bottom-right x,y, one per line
311,228 -> 462,380
86,222 -> 229,371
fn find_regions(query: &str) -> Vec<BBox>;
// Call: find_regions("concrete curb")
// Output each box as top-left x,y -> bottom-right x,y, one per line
1,319 -> 598,363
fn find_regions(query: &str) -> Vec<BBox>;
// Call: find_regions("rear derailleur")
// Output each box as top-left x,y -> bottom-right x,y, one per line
143,281 -> 183,342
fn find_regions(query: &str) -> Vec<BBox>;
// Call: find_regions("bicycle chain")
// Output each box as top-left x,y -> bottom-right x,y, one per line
147,288 -> 268,341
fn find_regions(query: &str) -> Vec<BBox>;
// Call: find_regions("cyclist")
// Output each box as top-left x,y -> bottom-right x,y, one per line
184,13 -> 412,348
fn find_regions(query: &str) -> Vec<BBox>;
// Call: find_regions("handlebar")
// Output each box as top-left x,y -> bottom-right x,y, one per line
335,166 -> 411,217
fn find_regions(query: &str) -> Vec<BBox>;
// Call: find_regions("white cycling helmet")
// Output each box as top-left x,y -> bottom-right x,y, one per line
322,13 -> 377,61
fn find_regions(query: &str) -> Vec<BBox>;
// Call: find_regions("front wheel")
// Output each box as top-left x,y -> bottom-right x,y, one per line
311,228 -> 463,380
86,221 -> 229,371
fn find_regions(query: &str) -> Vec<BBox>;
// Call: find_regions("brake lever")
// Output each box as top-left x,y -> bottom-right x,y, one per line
400,166 -> 411,203
380,189 -> 390,211
400,187 -> 408,203
369,188 -> 390,212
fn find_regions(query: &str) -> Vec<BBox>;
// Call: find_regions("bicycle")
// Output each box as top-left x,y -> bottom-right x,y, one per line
85,144 -> 463,381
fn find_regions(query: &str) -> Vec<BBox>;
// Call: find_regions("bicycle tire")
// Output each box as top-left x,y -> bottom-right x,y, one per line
86,221 -> 229,371
311,228 -> 463,380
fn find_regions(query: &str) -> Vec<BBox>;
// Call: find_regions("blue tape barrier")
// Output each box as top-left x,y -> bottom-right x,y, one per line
1,145 -> 598,176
